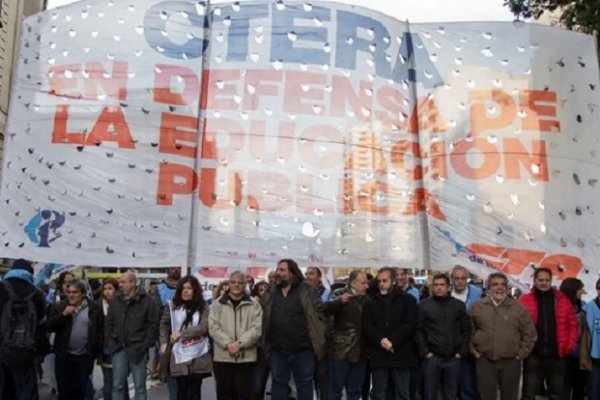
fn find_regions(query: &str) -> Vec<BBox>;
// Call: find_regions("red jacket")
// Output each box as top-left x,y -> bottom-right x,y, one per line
519,288 -> 577,357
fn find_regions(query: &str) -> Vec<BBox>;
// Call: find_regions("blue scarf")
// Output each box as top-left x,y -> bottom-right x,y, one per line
4,269 -> 34,285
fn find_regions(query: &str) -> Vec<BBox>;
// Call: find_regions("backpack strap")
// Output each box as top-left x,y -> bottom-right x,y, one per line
2,281 -> 17,300
2,281 -> 37,302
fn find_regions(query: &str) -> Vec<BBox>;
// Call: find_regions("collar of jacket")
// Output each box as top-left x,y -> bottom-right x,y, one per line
218,292 -> 252,305
481,295 -> 515,306
59,297 -> 98,312
532,287 -> 559,298
116,286 -> 146,302
374,286 -> 402,300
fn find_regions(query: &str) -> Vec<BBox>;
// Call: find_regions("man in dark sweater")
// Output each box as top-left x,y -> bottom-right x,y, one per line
416,273 -> 470,400
261,259 -> 326,400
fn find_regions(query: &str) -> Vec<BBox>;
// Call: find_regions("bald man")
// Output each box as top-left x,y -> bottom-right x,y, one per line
105,271 -> 159,400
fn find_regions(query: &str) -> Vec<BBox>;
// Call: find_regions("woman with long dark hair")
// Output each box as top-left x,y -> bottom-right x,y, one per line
98,278 -> 121,400
160,275 -> 211,400
560,277 -> 586,400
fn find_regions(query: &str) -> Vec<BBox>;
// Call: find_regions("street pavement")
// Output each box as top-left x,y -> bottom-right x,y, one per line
39,365 -> 218,399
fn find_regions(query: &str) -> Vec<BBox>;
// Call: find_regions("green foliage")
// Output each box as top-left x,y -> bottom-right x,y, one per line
504,0 -> 600,35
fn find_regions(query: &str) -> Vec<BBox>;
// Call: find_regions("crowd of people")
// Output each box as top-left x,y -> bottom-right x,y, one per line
0,258 -> 599,400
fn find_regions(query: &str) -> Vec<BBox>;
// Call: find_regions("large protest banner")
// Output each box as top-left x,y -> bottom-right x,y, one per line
1,0 -> 599,290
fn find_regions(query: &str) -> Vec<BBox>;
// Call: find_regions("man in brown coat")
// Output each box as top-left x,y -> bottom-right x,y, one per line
468,272 -> 537,400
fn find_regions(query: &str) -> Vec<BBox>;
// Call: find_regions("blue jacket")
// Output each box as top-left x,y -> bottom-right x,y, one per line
584,299 -> 600,359
454,284 -> 483,309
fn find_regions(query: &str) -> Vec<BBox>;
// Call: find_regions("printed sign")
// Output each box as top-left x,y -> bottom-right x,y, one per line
1,1 -> 599,290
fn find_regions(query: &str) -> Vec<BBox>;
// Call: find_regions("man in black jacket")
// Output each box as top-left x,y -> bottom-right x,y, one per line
364,267 -> 417,400
0,259 -> 48,400
416,273 -> 470,400
105,271 -> 158,400
48,279 -> 103,400
261,259 -> 327,400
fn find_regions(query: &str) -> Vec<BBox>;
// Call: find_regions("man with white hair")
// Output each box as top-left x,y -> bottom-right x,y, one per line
209,271 -> 262,399
450,265 -> 483,400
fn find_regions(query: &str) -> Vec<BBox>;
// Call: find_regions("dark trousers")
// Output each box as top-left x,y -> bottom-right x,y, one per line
270,350 -> 315,400
175,374 -> 204,400
213,362 -> 255,400
0,360 -> 39,400
522,355 -> 566,400
422,356 -> 460,400
329,359 -> 366,400
370,367 -> 410,400
55,353 -> 93,400
362,360 -> 372,400
565,356 -> 586,400
589,358 -> 600,400
458,355 -> 478,400
476,357 -> 521,400
314,357 -> 329,400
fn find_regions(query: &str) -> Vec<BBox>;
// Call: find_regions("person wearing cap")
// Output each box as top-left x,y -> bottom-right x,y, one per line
0,259 -> 49,400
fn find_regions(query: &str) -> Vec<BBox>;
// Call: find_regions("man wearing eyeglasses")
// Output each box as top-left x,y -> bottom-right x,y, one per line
209,271 -> 263,400
468,272 -> 537,400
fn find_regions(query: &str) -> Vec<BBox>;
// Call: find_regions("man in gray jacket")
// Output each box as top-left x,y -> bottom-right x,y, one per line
468,272 -> 537,400
105,271 -> 159,400
209,271 -> 262,400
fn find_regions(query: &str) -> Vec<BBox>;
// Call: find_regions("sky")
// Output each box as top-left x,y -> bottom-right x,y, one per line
46,0 -> 516,23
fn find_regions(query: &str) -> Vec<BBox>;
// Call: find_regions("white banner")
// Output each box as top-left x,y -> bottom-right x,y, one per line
1,1 -> 599,290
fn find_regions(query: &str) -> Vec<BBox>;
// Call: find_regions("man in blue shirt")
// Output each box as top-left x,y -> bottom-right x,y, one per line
451,265 -> 483,400
584,278 -> 600,400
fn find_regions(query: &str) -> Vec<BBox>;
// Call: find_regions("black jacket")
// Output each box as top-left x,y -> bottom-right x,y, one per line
261,282 -> 327,361
415,295 -> 470,358
104,288 -> 159,363
324,287 -> 368,362
0,278 -> 50,358
364,287 -> 417,368
47,299 -> 103,358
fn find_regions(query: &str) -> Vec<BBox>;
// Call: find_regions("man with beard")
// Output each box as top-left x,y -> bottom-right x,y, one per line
468,272 -> 537,400
261,259 -> 327,400
364,267 -> 417,400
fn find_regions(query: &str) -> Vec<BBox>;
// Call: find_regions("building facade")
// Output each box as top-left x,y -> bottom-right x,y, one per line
0,0 -> 46,171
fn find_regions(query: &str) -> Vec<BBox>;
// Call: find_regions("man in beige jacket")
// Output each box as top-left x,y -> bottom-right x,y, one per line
468,272 -> 537,400
208,271 -> 263,399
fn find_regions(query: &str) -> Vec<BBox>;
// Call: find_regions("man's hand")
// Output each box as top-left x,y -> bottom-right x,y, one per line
170,331 -> 181,343
339,293 -> 352,303
472,350 -> 482,359
455,353 -> 461,359
380,338 -> 394,352
425,352 -> 434,359
227,341 -> 241,357
62,305 -> 78,316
